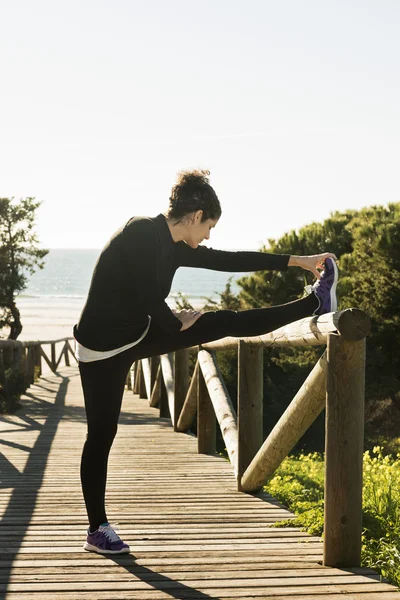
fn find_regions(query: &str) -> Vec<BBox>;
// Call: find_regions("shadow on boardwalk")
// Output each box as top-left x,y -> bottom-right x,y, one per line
0,372 -> 213,599
0,374 -> 70,596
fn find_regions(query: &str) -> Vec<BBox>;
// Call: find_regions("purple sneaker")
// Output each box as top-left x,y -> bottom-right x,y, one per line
83,523 -> 130,554
309,257 -> 339,315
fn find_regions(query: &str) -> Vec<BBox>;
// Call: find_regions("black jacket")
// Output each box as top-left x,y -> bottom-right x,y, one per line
73,214 -> 290,350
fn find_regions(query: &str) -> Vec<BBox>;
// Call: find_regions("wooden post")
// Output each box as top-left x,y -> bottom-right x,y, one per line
2,346 -> 13,369
40,347 -> 54,372
134,361 -> 141,394
132,362 -> 139,393
174,349 -> 189,431
176,361 -> 199,432
150,356 -> 160,392
25,347 -> 30,382
138,361 -> 147,399
63,343 -> 69,368
35,345 -> 42,377
20,347 -> 27,377
241,351 -> 328,492
13,346 -> 23,374
160,354 -> 175,420
51,343 -> 56,372
197,364 -> 216,455
150,365 -> 162,408
0,350 -> 8,402
238,341 -> 263,491
128,361 -> 137,394
324,335 -> 365,568
24,347 -> 30,379
28,347 -> 35,384
159,372 -> 170,419
55,344 -> 66,371
65,340 -> 77,363
141,358 -> 152,399
126,370 -> 132,390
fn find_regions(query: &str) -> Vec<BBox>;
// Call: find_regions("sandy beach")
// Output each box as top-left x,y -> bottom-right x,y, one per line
14,296 -> 207,344
16,298 -> 82,343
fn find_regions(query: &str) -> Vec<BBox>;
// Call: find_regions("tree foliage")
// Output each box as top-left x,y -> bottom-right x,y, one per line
190,202 -> 400,450
237,202 -> 400,448
0,197 -> 48,339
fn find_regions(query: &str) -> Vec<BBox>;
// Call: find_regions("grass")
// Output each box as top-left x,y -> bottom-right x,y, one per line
264,448 -> 400,588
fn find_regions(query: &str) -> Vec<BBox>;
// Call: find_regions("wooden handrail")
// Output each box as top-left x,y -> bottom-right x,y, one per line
0,336 -> 74,348
0,337 -> 76,401
198,349 -> 239,476
131,307 -> 371,569
200,308 -> 371,351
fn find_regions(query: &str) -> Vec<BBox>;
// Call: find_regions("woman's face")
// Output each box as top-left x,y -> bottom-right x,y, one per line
184,211 -> 219,248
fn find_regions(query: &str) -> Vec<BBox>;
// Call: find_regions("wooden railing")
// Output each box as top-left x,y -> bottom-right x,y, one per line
0,337 -> 76,401
130,307 -> 371,569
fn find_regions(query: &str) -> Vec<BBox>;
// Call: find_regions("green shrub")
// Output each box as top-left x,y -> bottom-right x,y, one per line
0,364 -> 31,413
265,449 -> 400,587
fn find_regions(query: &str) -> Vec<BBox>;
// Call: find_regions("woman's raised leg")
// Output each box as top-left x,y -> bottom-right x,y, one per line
131,292 -> 319,360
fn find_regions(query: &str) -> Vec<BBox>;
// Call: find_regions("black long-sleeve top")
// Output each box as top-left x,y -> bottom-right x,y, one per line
73,213 -> 290,351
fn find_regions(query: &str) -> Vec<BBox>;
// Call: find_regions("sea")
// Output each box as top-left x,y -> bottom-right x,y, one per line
15,249 -> 247,341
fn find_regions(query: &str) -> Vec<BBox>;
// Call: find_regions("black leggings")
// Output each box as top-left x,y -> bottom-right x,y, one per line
79,292 -> 318,531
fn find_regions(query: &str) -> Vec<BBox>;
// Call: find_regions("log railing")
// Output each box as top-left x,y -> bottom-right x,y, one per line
0,337 -> 76,402
130,307 -> 371,569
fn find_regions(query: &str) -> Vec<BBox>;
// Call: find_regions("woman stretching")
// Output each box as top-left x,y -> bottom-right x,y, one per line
74,169 -> 338,554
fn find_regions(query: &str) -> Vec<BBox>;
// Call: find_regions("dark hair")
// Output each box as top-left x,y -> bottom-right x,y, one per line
166,169 -> 222,222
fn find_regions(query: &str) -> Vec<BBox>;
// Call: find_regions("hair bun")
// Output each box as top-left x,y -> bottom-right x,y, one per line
167,169 -> 221,223
176,169 -> 211,187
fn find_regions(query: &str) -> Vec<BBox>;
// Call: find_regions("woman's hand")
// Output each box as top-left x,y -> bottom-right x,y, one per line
172,308 -> 203,331
288,253 -> 337,279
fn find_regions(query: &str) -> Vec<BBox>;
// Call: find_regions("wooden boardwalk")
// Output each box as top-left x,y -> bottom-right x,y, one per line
0,366 -> 398,599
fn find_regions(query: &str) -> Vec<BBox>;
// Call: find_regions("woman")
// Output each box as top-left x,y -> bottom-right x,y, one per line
74,169 -> 338,554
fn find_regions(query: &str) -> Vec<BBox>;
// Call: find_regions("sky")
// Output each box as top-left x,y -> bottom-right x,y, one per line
1,0 -> 399,250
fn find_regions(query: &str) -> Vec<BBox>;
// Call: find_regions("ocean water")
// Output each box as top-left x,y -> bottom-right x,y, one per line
15,249 -> 247,340
21,249 -> 244,302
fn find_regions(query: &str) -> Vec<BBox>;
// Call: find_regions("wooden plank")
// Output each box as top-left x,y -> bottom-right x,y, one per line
2,593 -> 398,600
0,581 -> 397,593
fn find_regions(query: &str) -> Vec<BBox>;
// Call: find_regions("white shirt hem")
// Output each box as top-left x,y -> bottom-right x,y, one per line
75,317 -> 151,363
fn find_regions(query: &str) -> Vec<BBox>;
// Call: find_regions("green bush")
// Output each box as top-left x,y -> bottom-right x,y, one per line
0,367 -> 26,413
265,449 -> 400,587
0,356 -> 34,413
